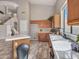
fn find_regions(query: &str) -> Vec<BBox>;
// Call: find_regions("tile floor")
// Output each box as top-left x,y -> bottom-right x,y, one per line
28,40 -> 50,59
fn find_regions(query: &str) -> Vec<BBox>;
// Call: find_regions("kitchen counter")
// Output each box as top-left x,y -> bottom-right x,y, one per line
38,32 -> 51,33
49,34 -> 79,59
52,41 -> 71,59
5,34 -> 31,41
49,34 -> 66,41
49,34 -> 71,59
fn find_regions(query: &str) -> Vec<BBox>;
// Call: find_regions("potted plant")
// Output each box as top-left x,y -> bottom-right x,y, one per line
76,34 -> 79,43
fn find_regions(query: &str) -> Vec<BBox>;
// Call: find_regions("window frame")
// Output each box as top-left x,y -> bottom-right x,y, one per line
61,0 -> 72,34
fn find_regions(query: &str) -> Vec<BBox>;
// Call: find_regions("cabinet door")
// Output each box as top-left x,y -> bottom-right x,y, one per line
54,15 -> 60,28
38,33 -> 49,42
68,0 -> 79,24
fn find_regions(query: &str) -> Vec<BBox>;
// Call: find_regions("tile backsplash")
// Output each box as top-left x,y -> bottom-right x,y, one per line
65,33 -> 77,42
39,28 -> 51,32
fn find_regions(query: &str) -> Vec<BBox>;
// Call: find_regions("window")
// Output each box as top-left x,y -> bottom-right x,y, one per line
61,3 -> 71,34
61,1 -> 79,35
64,5 -> 71,33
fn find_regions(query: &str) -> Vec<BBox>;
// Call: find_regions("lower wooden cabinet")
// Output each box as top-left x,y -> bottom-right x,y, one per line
38,32 -> 50,42
48,39 -> 54,58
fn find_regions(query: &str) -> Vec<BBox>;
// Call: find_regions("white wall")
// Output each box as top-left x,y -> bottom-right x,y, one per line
31,4 -> 54,20
16,0 -> 30,35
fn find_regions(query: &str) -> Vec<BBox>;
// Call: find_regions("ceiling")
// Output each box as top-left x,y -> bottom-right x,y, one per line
28,0 -> 57,6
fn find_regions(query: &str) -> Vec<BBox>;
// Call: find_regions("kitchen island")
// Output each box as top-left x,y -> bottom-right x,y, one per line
0,34 -> 31,59
5,34 -> 31,59
5,34 -> 31,41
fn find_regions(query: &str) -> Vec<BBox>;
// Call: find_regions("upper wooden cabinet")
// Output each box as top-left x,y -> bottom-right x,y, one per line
68,0 -> 79,25
52,15 -> 60,28
54,15 -> 60,28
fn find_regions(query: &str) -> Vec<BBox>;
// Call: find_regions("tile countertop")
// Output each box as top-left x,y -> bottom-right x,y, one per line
49,34 -> 71,59
49,34 -> 71,50
49,34 -> 71,48
49,34 -> 66,41
4,34 -> 31,41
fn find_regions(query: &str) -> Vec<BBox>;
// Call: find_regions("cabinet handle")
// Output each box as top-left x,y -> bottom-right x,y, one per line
74,18 -> 79,20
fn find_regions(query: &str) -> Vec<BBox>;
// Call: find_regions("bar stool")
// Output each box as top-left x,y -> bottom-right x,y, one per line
17,44 -> 29,59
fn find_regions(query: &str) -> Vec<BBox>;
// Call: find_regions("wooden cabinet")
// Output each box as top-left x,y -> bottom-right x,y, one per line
38,32 -> 50,42
48,38 -> 54,58
68,0 -> 79,25
31,20 -> 52,28
52,15 -> 60,28
54,15 -> 60,28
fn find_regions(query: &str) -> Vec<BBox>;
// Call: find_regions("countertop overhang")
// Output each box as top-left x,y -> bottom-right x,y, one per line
5,34 -> 31,41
